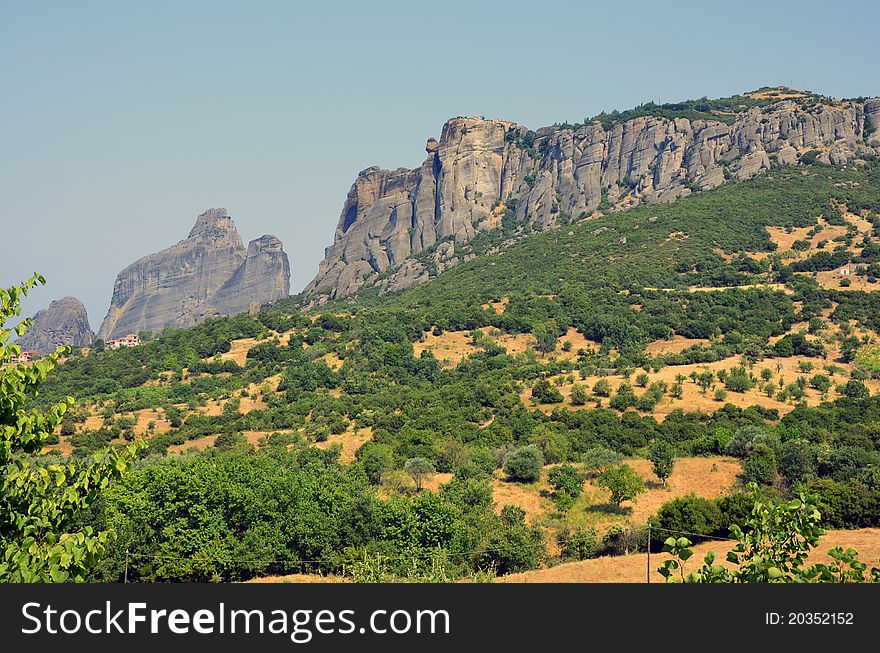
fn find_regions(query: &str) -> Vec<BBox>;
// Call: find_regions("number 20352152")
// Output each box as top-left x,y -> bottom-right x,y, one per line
765,612 -> 854,625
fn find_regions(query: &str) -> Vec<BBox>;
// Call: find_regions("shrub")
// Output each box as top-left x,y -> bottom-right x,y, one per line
531,379 -> 563,404
503,446 -> 544,483
602,523 -> 646,555
742,443 -> 777,485
651,495 -> 723,545
777,439 -> 817,485
799,478 -> 880,529
724,425 -> 770,458
569,383 -> 588,406
724,367 -> 754,393
592,378 -> 611,397
841,379 -> 870,399
609,383 -> 637,411
557,527 -> 601,560
359,443 -> 393,485
547,463 -> 583,500
582,447 -> 624,476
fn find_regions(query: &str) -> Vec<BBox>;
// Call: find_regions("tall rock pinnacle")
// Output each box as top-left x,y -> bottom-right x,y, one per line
97,209 -> 290,340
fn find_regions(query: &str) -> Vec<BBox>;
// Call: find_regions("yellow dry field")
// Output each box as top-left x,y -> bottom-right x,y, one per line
198,393 -> 267,418
482,297 -> 510,314
414,326 -> 596,367
238,394 -> 267,414
420,472 -> 551,523
241,431 -> 275,447
422,457 -> 738,536
588,457 -> 739,526
168,434 -> 219,454
322,352 -> 344,370
687,283 -> 793,295
219,338 -> 263,366
499,528 -> 880,583
45,438 -> 75,456
414,327 -> 534,367
245,574 -> 348,584
645,336 -> 711,355
420,473 -> 455,493
527,349 -> 880,420
314,426 -> 374,464
219,330 -> 295,366
130,408 -> 171,436
414,330 -> 479,366
745,88 -> 808,100
496,332 -> 537,356
534,457 -> 740,554
765,221 -> 850,257
552,328 -> 599,361
489,477 -> 553,522
198,399 -> 224,417
814,270 -> 880,291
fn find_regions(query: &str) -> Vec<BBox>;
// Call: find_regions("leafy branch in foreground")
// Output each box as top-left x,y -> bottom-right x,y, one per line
0,275 -> 142,582
658,483 -> 880,583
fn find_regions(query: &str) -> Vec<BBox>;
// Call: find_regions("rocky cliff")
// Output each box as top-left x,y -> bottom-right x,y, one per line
97,209 -> 290,340
18,296 -> 94,354
306,90 -> 880,300
207,234 -> 291,318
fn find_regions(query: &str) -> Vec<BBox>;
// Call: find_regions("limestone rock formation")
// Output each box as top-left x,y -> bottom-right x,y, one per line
305,92 -> 880,301
97,209 -> 290,340
18,296 -> 94,354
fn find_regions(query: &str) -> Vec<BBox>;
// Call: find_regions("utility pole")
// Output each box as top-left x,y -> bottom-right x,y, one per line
124,549 -> 130,584
646,524 -> 651,584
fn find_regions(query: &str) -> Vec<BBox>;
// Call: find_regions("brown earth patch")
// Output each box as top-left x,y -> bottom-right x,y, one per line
168,434 -> 219,454
245,574 -> 349,584
314,426 -> 374,464
499,528 -> 880,583
645,336 -> 711,356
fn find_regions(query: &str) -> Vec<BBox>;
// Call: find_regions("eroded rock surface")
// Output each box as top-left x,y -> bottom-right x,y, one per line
98,209 -> 290,339
306,94 -> 879,300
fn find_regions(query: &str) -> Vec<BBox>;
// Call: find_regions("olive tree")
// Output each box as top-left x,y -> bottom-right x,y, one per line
502,446 -> 544,483
404,457 -> 435,492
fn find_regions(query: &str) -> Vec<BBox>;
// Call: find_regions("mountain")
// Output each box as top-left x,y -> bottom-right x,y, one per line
305,88 -> 880,301
97,208 -> 290,340
17,296 -> 94,354
33,107 -> 880,584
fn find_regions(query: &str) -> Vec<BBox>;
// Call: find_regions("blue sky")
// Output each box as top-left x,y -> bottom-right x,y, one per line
2,0 -> 879,329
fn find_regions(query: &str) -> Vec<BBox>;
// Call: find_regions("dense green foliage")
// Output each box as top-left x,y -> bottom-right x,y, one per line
1,276 -> 139,582
83,446 -> 545,582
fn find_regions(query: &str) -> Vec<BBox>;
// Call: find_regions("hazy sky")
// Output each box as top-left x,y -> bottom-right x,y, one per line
3,0 -> 879,330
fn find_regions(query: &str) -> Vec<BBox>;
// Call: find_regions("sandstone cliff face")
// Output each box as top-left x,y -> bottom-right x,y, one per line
18,296 -> 94,354
306,95 -> 880,300
97,209 -> 290,340
208,235 -> 290,318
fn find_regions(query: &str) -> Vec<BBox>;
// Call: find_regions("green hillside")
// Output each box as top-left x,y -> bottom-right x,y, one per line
21,159 -> 880,582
